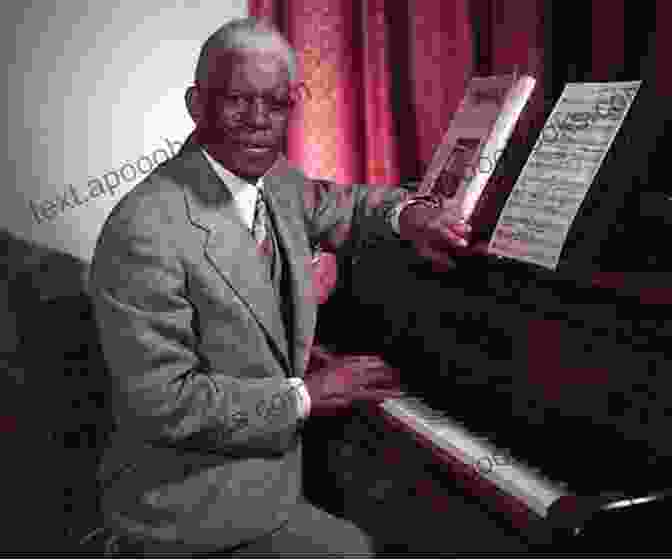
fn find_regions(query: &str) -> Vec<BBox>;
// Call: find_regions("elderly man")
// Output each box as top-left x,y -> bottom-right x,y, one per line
89,17 -> 471,556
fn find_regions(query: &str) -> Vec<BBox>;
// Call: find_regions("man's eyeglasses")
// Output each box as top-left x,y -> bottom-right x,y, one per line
197,82 -> 311,118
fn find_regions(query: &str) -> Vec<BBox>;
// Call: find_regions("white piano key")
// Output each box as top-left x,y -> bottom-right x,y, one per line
380,397 -> 569,518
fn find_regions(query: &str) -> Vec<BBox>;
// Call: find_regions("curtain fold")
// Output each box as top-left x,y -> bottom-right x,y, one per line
252,0 -> 474,185
361,0 -> 400,185
282,0 -> 366,184
406,0 -> 473,177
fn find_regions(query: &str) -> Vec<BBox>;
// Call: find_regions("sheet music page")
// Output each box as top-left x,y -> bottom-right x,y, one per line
488,81 -> 642,269
418,74 -> 535,221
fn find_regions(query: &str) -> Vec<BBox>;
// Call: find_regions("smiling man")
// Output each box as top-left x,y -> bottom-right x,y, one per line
89,17 -> 471,556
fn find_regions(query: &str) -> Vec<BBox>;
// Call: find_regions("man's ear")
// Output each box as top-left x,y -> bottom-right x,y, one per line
185,85 -> 204,124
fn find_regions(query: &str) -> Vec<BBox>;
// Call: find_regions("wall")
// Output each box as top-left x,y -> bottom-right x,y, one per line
2,1 -> 247,268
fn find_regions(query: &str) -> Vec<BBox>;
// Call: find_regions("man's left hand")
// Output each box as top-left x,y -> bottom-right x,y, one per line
398,203 -> 476,269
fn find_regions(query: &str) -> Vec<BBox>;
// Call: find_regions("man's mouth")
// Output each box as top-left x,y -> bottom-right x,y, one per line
235,141 -> 274,155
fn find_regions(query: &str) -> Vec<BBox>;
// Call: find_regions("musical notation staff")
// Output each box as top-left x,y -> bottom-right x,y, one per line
488,81 -> 642,269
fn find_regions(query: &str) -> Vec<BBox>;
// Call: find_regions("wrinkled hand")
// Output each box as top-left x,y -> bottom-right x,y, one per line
303,354 -> 403,417
307,344 -> 339,371
399,203 -> 485,270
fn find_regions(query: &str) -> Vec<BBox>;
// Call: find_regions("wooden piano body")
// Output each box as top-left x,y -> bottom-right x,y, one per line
306,76 -> 672,553
310,224 -> 672,552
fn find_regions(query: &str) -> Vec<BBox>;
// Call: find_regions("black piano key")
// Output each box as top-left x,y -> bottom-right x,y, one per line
402,369 -> 672,499
342,225 -> 672,506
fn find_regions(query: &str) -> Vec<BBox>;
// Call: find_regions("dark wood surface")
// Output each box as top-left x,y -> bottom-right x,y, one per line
313,211 -> 672,553
302,410 -> 532,555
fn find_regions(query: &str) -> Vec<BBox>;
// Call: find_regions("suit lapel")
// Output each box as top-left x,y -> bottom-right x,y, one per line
175,138 -> 291,374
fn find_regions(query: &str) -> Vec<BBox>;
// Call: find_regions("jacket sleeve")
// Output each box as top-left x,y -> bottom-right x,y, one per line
301,179 -> 412,258
89,193 -> 302,457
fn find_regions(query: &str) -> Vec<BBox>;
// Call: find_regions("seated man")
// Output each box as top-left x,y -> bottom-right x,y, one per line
89,17 -> 470,556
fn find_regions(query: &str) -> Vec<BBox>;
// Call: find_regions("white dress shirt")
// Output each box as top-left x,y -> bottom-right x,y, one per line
201,148 -> 263,229
201,149 -> 312,420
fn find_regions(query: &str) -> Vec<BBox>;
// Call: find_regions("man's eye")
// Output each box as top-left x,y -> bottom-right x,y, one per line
224,94 -> 246,105
269,98 -> 293,110
217,93 -> 294,113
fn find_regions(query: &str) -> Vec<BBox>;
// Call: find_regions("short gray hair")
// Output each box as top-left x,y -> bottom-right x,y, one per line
195,17 -> 297,85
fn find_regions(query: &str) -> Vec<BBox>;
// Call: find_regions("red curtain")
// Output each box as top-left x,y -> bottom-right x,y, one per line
250,0 -> 478,185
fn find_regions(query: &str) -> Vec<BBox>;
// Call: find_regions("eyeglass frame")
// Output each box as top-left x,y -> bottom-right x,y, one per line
194,81 -> 311,120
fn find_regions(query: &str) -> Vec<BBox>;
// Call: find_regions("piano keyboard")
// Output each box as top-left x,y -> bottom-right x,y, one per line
380,396 -> 570,519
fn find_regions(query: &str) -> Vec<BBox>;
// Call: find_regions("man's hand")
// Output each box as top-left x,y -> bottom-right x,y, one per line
399,202 -> 480,269
303,354 -> 403,417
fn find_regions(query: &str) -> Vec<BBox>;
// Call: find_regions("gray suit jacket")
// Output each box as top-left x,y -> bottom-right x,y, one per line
89,135 -> 406,549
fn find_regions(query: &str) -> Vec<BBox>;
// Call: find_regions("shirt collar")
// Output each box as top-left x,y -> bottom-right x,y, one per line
200,148 -> 264,196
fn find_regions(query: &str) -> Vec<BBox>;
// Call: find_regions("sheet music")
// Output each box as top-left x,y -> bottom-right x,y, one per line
488,81 -> 642,269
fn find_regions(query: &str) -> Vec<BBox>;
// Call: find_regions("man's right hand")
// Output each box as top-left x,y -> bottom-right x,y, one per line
303,354 -> 403,417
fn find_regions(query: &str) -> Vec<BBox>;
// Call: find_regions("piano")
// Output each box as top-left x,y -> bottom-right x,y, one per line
312,75 -> 672,553
315,232 -> 672,552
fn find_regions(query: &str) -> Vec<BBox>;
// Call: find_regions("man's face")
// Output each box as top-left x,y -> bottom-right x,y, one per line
195,50 -> 292,181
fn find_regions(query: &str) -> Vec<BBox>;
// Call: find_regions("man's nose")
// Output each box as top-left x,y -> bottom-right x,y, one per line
243,97 -> 272,127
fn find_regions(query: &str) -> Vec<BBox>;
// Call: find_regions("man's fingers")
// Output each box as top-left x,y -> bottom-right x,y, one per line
344,357 -> 394,374
418,244 -> 459,266
353,353 -> 390,364
345,358 -> 386,372
352,388 -> 405,402
355,367 -> 401,388
444,220 -> 471,237
311,387 -> 405,416
434,211 -> 471,233
330,354 -> 387,367
421,226 -> 469,250
438,226 -> 470,248
424,213 -> 471,247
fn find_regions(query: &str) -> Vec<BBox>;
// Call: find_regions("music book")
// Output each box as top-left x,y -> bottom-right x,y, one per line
417,72 -> 537,228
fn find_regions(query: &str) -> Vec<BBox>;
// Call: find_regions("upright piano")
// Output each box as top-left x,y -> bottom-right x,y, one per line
312,77 -> 672,553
